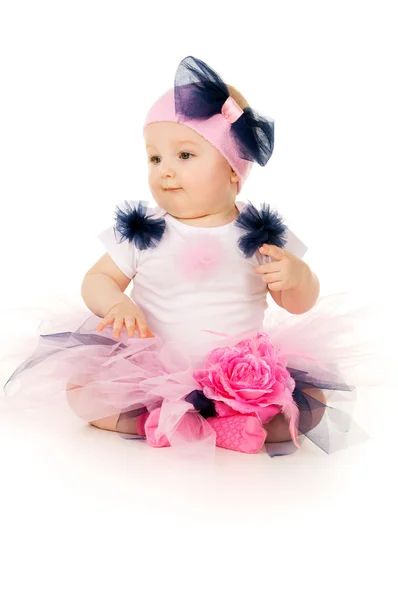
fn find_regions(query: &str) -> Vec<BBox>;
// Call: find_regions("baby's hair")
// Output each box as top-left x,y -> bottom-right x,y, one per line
225,84 -> 250,110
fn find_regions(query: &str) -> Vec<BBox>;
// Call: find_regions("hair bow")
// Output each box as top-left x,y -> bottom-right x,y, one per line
174,55 -> 275,167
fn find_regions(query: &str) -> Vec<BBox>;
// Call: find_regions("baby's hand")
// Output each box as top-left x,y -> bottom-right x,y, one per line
253,244 -> 309,291
96,297 -> 155,339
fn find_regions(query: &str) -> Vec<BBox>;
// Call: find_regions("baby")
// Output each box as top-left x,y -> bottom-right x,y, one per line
65,56 -> 325,452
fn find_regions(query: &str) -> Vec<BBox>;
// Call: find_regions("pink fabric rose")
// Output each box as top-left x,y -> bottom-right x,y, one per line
193,332 -> 297,426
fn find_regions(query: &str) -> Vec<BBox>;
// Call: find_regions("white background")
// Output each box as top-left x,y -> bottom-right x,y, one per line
0,1 -> 396,598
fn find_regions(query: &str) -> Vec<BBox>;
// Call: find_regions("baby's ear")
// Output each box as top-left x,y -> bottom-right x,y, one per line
230,169 -> 239,184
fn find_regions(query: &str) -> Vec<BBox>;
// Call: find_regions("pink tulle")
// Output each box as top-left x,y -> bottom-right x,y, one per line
2,322 -> 218,452
1,293 -> 384,457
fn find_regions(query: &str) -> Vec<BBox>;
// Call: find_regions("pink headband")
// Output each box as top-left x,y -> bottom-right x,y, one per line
142,56 -> 275,195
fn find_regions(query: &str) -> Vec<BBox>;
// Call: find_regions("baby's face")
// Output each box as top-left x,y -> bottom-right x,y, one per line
144,122 -> 239,220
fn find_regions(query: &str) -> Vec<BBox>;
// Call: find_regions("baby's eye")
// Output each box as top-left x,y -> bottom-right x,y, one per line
149,152 -> 194,164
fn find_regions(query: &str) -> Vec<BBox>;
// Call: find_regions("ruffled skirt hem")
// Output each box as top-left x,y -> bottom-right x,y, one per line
1,292 -> 385,458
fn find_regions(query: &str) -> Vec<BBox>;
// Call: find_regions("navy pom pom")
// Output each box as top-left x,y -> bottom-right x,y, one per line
114,201 -> 166,251
185,389 -> 217,419
235,202 -> 287,258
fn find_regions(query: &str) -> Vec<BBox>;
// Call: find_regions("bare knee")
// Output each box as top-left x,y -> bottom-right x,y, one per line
65,381 -> 138,434
65,381 -> 115,430
264,387 -> 327,443
65,381 -> 83,415
301,387 -> 327,431
89,414 -> 120,432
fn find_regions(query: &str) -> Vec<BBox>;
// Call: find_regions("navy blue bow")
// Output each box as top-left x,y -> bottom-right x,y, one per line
174,56 -> 275,167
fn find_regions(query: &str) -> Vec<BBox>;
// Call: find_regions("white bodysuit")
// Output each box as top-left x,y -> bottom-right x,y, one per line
98,199 -> 307,358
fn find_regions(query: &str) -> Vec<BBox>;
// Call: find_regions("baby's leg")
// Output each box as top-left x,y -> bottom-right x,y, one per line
65,382 -> 327,442
65,382 -> 138,434
263,387 -> 327,443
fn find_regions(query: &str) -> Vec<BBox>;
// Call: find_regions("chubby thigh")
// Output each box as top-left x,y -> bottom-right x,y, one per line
65,382 -> 130,432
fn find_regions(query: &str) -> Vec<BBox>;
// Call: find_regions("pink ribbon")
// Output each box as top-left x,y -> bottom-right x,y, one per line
221,96 -> 244,124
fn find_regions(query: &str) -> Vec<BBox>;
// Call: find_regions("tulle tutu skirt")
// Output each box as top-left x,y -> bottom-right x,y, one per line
0,293 -> 384,458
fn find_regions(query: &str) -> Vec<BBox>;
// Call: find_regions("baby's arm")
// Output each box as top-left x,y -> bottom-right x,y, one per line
268,267 -> 320,314
81,252 -> 132,318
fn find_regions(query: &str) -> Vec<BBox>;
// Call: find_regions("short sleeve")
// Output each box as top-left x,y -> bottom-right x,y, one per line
284,228 -> 308,259
97,225 -> 139,279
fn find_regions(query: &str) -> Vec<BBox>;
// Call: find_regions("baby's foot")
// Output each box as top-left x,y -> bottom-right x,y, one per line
144,407 -> 171,447
207,414 -> 267,454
